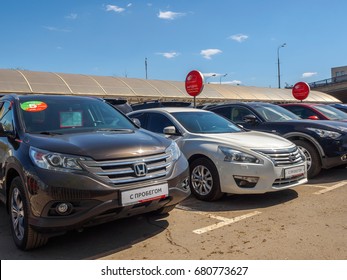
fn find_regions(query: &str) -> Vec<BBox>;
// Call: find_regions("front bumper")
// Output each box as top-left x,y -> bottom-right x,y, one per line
217,159 -> 307,194
26,155 -> 190,233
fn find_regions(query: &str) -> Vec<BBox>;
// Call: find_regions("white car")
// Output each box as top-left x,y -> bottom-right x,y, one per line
128,108 -> 308,201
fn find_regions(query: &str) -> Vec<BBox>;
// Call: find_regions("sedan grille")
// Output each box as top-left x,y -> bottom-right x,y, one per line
81,152 -> 172,185
253,146 -> 305,167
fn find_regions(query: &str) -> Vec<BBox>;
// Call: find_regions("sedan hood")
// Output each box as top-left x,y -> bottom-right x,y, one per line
198,130 -> 294,149
24,129 -> 170,160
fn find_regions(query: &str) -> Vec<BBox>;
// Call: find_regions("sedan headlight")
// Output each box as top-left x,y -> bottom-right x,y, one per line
219,146 -> 263,164
166,141 -> 181,161
30,147 -> 83,171
307,128 -> 341,139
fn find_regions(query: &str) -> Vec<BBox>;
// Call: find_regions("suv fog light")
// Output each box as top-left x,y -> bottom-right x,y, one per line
56,202 -> 73,215
233,176 -> 259,188
341,154 -> 347,161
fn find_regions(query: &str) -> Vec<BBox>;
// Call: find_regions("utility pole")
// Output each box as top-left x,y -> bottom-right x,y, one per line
145,57 -> 148,80
277,43 -> 286,88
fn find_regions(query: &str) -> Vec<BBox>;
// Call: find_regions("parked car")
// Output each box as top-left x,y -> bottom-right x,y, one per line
329,103 -> 347,113
128,108 -> 307,202
0,94 -> 190,250
279,103 -> 347,121
207,102 -> 347,178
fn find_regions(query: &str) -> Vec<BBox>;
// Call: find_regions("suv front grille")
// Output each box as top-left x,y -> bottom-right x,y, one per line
81,152 -> 172,185
253,146 -> 305,167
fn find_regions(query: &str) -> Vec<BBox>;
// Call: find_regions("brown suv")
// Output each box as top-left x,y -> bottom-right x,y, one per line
0,94 -> 190,250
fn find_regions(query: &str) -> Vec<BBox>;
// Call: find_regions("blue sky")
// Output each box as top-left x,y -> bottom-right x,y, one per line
1,0 -> 346,88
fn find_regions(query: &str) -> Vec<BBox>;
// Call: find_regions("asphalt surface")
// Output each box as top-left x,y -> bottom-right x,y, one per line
0,166 -> 346,260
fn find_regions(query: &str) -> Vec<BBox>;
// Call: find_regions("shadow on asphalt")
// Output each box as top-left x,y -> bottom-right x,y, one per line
0,204 -> 169,260
179,189 -> 298,213
307,165 -> 347,184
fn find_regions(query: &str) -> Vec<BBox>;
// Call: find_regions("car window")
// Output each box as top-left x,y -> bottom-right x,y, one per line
129,112 -> 147,127
146,113 -> 175,134
253,104 -> 300,121
284,106 -> 319,119
0,101 -> 14,132
211,105 -> 256,124
172,111 -> 242,133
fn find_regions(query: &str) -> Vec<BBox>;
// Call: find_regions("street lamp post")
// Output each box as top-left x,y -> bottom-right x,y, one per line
205,73 -> 216,84
277,43 -> 286,88
220,73 -> 228,84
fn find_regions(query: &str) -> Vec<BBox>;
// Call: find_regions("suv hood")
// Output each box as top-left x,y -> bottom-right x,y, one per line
24,129 -> 170,160
198,130 -> 294,149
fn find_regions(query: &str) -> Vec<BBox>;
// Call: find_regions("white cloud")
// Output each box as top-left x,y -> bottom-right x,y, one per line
127,3 -> 132,8
200,49 -> 222,60
65,13 -> 77,20
43,26 -> 71,32
157,52 -> 180,59
106,5 -> 125,13
209,80 -> 242,85
203,73 -> 218,78
302,72 -> 318,78
158,10 -> 185,20
227,80 -> 242,85
229,34 -> 249,43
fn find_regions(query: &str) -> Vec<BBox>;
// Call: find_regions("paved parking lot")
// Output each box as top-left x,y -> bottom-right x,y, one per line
0,167 -> 346,260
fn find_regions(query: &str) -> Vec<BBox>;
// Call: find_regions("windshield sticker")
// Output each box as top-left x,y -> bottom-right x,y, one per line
60,111 -> 83,128
20,101 -> 48,112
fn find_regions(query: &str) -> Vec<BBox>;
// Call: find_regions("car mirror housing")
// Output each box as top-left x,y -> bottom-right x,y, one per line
131,118 -> 141,127
243,114 -> 258,124
163,126 -> 178,135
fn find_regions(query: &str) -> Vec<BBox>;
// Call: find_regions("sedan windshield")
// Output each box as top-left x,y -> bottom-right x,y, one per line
314,105 -> 347,120
172,111 -> 242,133
18,96 -> 136,133
253,104 -> 301,122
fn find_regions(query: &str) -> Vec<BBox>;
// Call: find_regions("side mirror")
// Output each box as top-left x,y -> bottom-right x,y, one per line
308,115 -> 319,120
163,126 -> 178,135
0,123 -> 15,138
243,114 -> 258,124
131,118 -> 141,127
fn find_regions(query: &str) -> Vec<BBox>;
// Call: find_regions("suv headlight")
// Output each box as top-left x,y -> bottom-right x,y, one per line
30,147 -> 84,171
166,141 -> 181,161
307,128 -> 341,139
219,146 -> 263,164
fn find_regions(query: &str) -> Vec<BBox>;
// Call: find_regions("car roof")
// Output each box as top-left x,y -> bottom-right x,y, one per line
128,107 -> 208,114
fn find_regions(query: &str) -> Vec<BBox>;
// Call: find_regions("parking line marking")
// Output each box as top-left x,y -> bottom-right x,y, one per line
193,211 -> 261,234
313,181 -> 346,195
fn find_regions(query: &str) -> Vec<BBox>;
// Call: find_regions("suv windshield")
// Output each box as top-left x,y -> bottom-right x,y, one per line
171,111 -> 242,133
18,96 -> 136,133
253,104 -> 301,122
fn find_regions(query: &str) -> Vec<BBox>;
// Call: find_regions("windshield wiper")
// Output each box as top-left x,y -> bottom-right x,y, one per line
33,131 -> 63,136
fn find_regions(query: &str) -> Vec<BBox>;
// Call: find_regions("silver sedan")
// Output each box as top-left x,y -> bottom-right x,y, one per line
128,108 -> 308,201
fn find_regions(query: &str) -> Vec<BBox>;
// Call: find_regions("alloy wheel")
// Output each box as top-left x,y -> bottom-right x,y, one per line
191,165 -> 213,195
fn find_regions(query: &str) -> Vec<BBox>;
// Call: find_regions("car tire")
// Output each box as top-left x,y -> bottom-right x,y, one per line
189,158 -> 223,201
9,177 -> 48,250
293,140 -> 321,179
